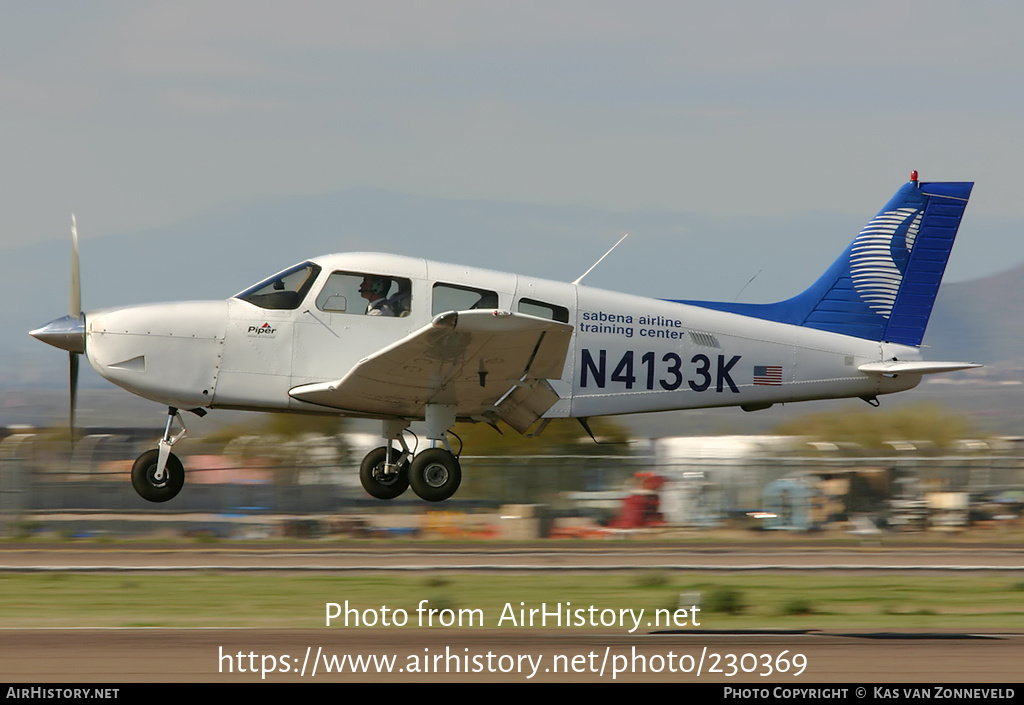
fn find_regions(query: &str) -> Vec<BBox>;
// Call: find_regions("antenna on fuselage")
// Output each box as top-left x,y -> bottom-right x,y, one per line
572,232 -> 628,286
733,269 -> 762,302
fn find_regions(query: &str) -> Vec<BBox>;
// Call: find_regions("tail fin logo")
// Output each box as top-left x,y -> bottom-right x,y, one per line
849,207 -> 922,318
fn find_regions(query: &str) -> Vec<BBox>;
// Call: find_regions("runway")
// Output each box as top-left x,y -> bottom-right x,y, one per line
1,541 -> 1022,683
3,542 -> 1024,572
1,628 -> 1020,683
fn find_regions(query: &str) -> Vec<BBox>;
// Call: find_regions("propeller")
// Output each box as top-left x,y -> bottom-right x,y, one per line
29,214 -> 86,446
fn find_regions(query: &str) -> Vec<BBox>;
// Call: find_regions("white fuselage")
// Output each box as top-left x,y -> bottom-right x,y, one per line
84,252 -> 921,419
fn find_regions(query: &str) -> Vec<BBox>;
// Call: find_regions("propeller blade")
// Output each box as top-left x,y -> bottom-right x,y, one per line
69,351 -> 79,447
70,214 -> 81,317
69,215 -> 82,450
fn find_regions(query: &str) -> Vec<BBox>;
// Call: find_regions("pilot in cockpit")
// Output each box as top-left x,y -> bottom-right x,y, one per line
359,275 -> 396,316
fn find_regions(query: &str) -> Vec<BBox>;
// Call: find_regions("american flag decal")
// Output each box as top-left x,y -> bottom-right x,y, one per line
753,365 -> 783,386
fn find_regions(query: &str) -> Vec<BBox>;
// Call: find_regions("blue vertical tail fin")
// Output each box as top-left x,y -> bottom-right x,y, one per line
677,178 -> 973,346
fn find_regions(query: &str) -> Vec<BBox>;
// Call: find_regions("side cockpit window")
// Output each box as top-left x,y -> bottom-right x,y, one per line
236,262 -> 322,310
432,283 -> 498,315
518,298 -> 570,323
316,272 -> 412,317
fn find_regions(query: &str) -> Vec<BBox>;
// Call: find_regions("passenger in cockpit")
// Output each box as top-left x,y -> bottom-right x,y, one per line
384,280 -> 412,317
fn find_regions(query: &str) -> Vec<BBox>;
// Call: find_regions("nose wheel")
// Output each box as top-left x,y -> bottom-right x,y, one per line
131,449 -> 185,503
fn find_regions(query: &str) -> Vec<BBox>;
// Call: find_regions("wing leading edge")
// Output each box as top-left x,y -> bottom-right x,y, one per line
288,310 -> 572,431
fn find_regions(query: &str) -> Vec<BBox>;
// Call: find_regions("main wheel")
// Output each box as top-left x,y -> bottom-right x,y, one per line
131,449 -> 185,503
409,448 -> 461,502
359,446 -> 410,500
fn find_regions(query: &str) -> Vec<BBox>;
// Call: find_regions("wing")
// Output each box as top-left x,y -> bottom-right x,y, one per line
288,310 -> 573,432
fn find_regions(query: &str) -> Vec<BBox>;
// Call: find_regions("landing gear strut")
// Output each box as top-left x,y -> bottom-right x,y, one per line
131,406 -> 186,503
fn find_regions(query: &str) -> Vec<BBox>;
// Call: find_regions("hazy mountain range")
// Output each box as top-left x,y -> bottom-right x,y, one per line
926,265 -> 1024,366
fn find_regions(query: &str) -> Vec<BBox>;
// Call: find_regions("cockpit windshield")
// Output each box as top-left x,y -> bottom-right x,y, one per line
236,262 -> 322,310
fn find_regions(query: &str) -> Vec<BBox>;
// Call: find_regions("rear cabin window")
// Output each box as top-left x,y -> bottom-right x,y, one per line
432,283 -> 499,315
316,272 -> 412,317
517,298 -> 570,323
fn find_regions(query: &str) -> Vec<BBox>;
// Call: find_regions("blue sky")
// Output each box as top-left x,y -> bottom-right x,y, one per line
2,1 -> 1022,277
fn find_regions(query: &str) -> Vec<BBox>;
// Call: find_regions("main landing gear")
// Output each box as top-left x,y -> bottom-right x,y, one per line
360,408 -> 463,502
408,447 -> 461,502
131,406 -> 187,503
359,446 -> 411,500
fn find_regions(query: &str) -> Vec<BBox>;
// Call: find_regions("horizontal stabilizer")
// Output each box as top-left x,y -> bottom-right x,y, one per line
858,361 -> 982,375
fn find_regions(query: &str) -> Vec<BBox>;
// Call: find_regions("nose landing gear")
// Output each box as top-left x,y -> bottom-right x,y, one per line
131,407 -> 187,503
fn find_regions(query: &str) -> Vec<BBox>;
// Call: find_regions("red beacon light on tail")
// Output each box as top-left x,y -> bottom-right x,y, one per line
911,170 -> 919,182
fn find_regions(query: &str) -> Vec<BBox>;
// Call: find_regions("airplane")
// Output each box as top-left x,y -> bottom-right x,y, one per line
30,172 -> 979,504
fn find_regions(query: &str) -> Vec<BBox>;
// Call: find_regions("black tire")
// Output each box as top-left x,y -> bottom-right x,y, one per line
131,449 -> 185,503
409,448 -> 461,502
359,446 -> 410,500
